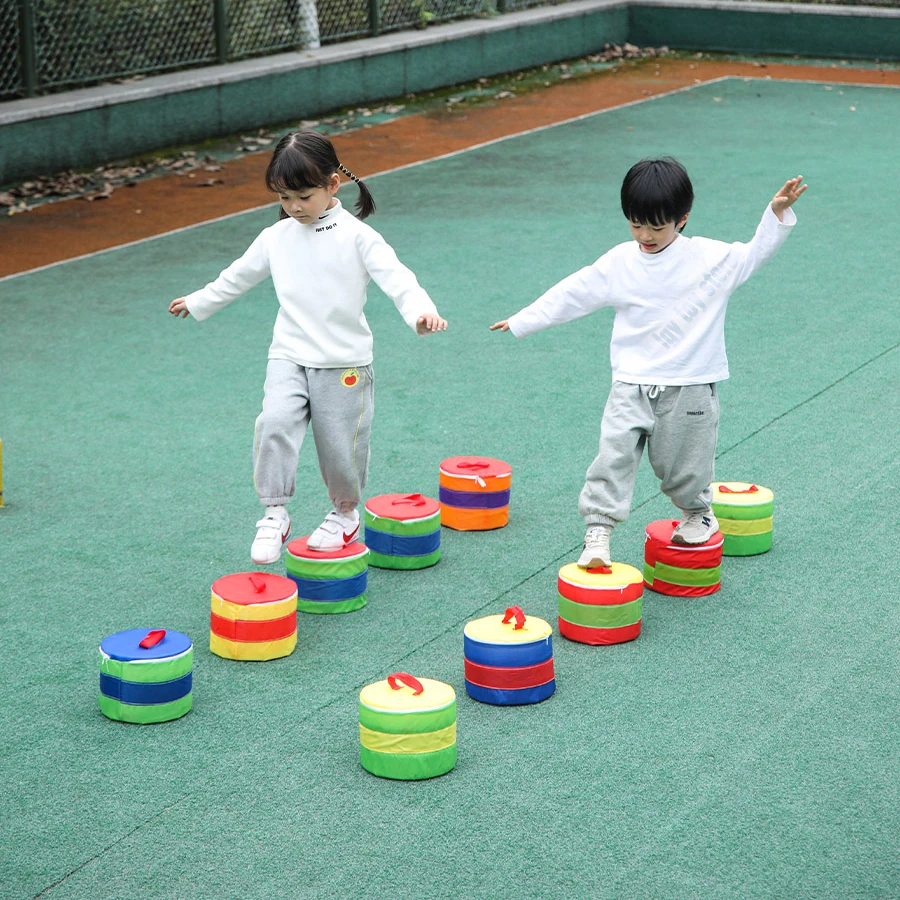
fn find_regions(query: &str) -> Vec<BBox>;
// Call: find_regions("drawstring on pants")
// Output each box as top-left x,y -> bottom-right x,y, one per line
647,385 -> 666,400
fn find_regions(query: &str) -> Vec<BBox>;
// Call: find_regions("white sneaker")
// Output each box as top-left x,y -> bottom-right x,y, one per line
577,525 -> 612,568
250,510 -> 292,564
671,511 -> 719,545
307,509 -> 360,552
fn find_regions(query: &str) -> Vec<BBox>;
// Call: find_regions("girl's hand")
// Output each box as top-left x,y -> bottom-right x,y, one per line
489,320 -> 510,332
168,297 -> 190,318
416,313 -> 447,335
771,176 -> 807,220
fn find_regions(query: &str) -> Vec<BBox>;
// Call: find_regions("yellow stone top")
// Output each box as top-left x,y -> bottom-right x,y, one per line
360,676 -> 455,712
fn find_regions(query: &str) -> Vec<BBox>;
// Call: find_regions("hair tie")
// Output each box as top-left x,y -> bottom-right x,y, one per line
339,163 -> 360,184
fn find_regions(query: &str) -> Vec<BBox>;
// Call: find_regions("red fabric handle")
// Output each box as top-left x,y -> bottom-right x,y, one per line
587,566 -> 613,575
457,461 -> 490,471
392,494 -> 427,507
139,629 -> 166,649
719,484 -> 758,494
502,606 -> 526,629
387,672 -> 424,695
248,575 -> 267,593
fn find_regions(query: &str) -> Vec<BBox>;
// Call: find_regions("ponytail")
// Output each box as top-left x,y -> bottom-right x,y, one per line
338,162 -> 376,220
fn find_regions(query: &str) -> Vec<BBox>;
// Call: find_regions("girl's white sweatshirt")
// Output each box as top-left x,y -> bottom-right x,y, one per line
184,199 -> 438,368
508,205 -> 796,385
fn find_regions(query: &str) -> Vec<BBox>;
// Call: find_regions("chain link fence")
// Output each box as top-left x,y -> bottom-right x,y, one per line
1,0 -> 898,100
0,0 -> 489,99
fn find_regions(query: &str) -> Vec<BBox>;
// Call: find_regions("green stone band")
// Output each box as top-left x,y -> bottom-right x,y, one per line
98,693 -> 192,724
98,649 -> 193,684
644,561 -> 721,587
712,499 -> 774,520
557,594 -> 642,628
722,532 -> 773,556
358,701 -> 457,735
360,743 -> 457,780
367,549 -> 441,570
296,594 -> 367,614
285,553 -> 368,580
364,511 -> 441,536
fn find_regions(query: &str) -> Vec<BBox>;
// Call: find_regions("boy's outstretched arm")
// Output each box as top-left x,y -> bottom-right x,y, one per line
771,176 -> 807,222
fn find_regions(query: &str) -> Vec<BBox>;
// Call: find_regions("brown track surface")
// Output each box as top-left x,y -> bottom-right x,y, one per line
2,57 -> 897,278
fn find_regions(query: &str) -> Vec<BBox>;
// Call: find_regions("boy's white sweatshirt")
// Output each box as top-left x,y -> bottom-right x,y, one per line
508,205 -> 796,385
184,199 -> 437,368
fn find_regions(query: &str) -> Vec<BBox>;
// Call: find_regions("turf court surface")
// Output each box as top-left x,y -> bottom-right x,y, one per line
2,75 -> 899,899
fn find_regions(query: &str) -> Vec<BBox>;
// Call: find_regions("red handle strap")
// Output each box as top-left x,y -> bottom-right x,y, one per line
248,575 -> 267,593
387,672 -> 424,695
139,629 -> 166,649
587,566 -> 613,575
719,484 -> 758,494
457,461 -> 490,471
391,494 -> 427,507
502,606 -> 526,629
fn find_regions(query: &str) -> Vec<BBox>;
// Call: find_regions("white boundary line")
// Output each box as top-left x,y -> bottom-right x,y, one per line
1,73 -> 895,285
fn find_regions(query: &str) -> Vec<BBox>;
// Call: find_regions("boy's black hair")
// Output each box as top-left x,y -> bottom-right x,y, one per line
265,130 -> 375,220
620,157 -> 693,228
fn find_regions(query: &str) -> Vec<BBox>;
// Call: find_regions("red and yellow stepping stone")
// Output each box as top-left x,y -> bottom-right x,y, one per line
210,572 -> 298,660
557,563 -> 643,645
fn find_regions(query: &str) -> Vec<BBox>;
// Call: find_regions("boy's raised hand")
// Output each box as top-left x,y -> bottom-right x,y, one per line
771,176 -> 807,220
416,313 -> 448,335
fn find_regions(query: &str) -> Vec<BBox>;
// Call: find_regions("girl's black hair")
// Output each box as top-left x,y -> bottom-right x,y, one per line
265,130 -> 376,220
620,157 -> 693,229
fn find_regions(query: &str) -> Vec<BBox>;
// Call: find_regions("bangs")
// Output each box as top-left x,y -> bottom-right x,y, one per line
266,145 -> 329,193
621,196 -> 674,227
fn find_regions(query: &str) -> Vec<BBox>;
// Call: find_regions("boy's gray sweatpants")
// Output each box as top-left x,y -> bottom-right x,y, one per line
579,381 -> 719,527
253,359 -> 374,512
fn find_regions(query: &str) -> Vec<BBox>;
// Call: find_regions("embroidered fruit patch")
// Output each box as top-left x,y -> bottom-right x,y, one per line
341,368 -> 360,388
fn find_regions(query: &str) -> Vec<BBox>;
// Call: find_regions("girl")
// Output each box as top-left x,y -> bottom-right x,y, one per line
169,131 -> 447,565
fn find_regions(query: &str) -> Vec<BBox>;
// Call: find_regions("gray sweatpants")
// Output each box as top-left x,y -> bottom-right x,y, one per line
578,381 -> 719,527
253,359 -> 374,511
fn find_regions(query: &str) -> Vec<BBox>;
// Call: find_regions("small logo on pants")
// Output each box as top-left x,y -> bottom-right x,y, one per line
341,368 -> 360,388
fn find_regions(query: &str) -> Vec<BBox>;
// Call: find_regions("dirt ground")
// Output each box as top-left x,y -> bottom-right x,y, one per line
2,56 -> 897,278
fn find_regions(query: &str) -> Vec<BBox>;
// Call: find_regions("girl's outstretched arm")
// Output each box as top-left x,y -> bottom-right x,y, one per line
771,176 -> 807,221
168,297 -> 190,318
416,313 -> 448,335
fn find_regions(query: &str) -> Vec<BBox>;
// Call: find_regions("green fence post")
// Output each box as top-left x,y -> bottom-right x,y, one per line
369,0 -> 380,37
18,0 -> 37,97
214,0 -> 228,63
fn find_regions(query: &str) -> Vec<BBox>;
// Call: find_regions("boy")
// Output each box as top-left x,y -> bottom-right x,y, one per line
491,158 -> 806,567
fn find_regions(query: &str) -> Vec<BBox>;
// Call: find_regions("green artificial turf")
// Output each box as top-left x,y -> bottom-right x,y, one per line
1,77 -> 898,899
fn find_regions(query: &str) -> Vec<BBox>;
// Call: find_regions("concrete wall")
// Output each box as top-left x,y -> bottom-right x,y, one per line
0,0 -> 897,184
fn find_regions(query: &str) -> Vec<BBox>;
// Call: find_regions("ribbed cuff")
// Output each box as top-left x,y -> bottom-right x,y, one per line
584,515 -> 617,528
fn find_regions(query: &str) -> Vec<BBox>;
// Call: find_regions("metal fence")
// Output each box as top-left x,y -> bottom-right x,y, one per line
0,0 -> 492,99
1,0 -> 897,100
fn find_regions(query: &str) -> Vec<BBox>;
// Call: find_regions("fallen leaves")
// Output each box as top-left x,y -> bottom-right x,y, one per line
0,149 -> 228,213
